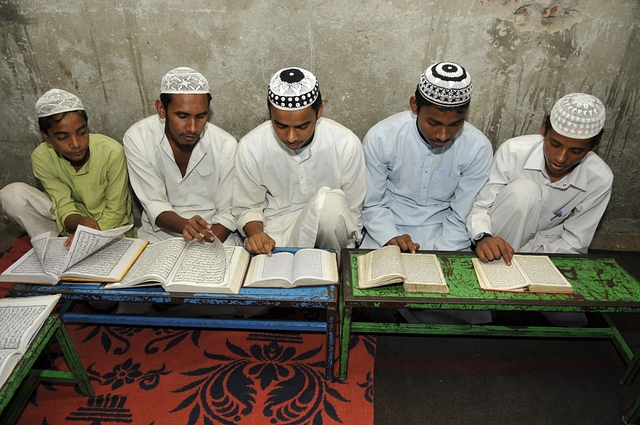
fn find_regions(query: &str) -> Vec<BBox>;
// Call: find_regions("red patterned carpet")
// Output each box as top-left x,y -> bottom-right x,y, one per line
0,236 -> 376,425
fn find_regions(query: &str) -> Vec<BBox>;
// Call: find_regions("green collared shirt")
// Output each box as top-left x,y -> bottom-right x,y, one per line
31,133 -> 134,236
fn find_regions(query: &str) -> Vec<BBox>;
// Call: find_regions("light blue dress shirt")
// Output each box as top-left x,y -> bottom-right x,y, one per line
361,110 -> 493,250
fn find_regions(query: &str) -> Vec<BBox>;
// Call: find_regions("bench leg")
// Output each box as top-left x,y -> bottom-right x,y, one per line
55,323 -> 94,397
338,305 -> 353,381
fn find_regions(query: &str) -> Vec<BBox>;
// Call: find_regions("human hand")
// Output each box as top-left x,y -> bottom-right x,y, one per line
182,215 -> 215,242
244,232 -> 276,256
385,234 -> 420,253
476,236 -> 515,266
78,217 -> 101,231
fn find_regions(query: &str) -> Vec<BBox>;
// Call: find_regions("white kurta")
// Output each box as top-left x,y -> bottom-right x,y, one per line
467,134 -> 613,253
232,118 -> 365,247
123,115 -> 238,243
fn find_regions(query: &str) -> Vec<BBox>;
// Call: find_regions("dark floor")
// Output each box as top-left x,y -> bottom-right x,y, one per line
374,250 -> 640,425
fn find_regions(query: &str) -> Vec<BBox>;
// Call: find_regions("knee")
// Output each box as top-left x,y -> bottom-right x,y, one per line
0,183 -> 33,214
496,179 -> 542,214
318,191 -> 348,230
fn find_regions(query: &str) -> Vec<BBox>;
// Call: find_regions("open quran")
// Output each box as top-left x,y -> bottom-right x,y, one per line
103,237 -> 250,294
106,245 -> 337,292
0,294 -> 60,388
0,225 -> 146,285
243,249 -> 338,288
357,246 -> 449,294
472,255 -> 573,294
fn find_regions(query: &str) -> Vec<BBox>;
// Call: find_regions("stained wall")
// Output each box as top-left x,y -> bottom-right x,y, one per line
1,0 -> 638,232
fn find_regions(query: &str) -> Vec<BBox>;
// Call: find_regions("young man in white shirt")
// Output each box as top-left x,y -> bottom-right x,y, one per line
233,67 -> 365,256
467,93 -> 612,326
123,67 -> 239,245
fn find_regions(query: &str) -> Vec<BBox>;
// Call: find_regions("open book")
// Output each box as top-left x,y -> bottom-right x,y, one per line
357,246 -> 449,293
0,225 -> 147,285
104,237 -> 251,294
243,249 -> 338,288
0,294 -> 61,388
472,255 -> 573,293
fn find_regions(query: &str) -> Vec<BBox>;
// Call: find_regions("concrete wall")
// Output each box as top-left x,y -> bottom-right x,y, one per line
1,0 -> 639,232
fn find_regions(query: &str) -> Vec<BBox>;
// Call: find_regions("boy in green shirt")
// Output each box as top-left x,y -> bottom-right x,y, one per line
0,89 -> 133,243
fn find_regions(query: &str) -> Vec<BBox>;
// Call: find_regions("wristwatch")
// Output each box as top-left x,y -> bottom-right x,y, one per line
471,232 -> 492,250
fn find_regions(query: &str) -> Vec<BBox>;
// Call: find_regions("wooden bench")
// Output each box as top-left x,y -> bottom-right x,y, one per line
0,315 -> 93,425
338,250 -> 640,416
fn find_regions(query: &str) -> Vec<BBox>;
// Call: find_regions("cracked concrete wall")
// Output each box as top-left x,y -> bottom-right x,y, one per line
1,0 -> 639,232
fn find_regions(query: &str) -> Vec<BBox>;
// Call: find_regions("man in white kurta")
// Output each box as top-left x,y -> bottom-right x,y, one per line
123,67 -> 239,245
121,67 -> 244,317
467,93 -> 612,326
124,115 -> 238,243
233,67 -> 365,255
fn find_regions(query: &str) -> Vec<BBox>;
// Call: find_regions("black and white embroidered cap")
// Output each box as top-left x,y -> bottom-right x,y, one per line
418,62 -> 472,107
268,67 -> 319,111
160,67 -> 209,94
550,93 -> 606,139
36,89 -> 84,118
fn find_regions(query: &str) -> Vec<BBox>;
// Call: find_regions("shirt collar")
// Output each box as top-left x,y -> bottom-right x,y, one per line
523,135 -> 589,190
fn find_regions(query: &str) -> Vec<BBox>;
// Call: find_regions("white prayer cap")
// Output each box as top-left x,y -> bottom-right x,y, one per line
160,67 -> 210,94
418,62 -> 472,107
550,93 -> 606,139
268,67 -> 319,111
35,89 -> 84,118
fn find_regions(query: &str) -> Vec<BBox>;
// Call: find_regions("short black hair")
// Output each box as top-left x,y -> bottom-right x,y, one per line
267,91 -> 323,115
38,110 -> 89,134
544,115 -> 603,148
414,88 -> 469,114
159,93 -> 213,111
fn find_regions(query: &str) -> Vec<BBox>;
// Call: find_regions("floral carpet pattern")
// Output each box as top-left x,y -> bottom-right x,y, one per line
0,236 -> 376,425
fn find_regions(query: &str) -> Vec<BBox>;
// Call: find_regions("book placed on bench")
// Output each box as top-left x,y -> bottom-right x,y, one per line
0,294 -> 61,388
472,255 -> 573,294
103,237 -> 250,294
357,245 -> 449,293
0,225 -> 147,285
105,244 -> 337,292
243,249 -> 338,288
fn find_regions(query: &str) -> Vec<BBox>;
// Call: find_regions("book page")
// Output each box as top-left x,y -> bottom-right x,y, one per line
472,258 -> 528,290
0,249 -> 46,276
30,231 -> 52,265
115,238 -> 187,287
0,350 -> 20,389
64,224 -> 132,269
514,255 -> 570,287
292,249 -> 329,281
63,238 -> 147,281
370,246 -> 404,280
253,252 -> 295,283
402,253 -> 445,285
0,294 -> 60,350
168,238 -> 228,286
42,238 -> 72,278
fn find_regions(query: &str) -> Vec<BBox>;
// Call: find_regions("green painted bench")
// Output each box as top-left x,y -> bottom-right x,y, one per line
0,315 -> 93,425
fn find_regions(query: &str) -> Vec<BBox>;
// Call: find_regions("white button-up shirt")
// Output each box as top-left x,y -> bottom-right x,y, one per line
123,115 -> 237,242
467,134 -> 613,253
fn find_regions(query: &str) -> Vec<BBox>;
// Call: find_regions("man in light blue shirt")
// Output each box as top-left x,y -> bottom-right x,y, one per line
361,62 -> 492,253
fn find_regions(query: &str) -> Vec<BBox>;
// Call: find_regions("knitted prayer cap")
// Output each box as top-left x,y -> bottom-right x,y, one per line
35,89 -> 84,118
268,67 -> 319,111
418,62 -> 472,107
160,67 -> 209,94
550,93 -> 606,139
